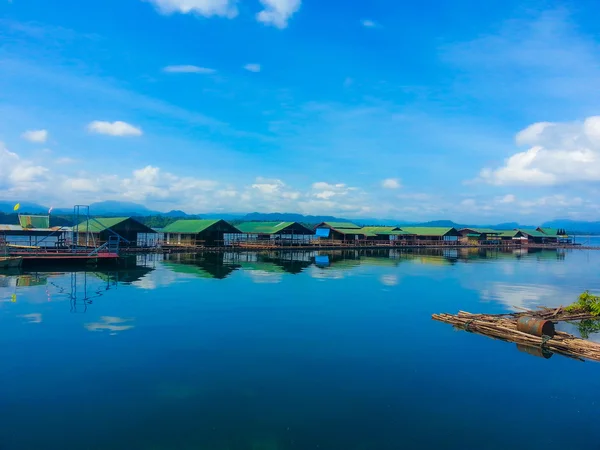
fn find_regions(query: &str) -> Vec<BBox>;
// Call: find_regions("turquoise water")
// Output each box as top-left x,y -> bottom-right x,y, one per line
1,248 -> 600,450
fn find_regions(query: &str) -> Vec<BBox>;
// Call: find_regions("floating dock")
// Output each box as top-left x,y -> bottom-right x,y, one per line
6,251 -> 120,268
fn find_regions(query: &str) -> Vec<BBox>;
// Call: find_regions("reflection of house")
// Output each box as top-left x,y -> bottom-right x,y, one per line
75,217 -> 156,247
236,222 -> 314,245
163,253 -> 239,279
92,267 -> 154,284
162,219 -> 240,247
399,227 -> 460,242
314,222 -> 368,241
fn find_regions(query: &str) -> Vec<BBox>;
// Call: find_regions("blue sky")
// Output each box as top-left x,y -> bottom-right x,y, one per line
2,0 -> 600,222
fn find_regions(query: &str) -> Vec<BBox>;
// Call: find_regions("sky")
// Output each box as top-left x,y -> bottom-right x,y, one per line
2,0 -> 600,222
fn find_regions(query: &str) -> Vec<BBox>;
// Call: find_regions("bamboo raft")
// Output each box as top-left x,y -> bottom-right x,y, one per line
432,308 -> 600,362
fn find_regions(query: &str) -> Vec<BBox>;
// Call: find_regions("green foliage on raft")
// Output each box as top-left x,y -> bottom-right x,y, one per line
565,291 -> 600,316
575,319 -> 600,339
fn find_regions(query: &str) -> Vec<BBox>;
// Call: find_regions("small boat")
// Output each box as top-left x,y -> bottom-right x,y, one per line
0,257 -> 23,269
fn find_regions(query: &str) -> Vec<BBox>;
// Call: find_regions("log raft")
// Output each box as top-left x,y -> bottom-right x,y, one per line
432,310 -> 600,362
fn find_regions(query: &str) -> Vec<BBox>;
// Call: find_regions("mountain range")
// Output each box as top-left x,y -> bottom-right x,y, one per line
1,200 -> 599,234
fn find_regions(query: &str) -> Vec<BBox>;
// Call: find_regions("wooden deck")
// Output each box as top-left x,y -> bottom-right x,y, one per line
7,251 -> 120,267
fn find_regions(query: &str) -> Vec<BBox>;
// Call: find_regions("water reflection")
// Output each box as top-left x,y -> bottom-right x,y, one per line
19,313 -> 42,323
84,316 -> 135,334
2,247 -> 600,449
0,248 -> 594,311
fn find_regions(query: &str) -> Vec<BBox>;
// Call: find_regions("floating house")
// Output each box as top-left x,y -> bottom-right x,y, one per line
537,227 -> 571,244
458,228 -> 501,244
161,219 -> 240,247
313,222 -> 369,241
498,230 -> 526,242
360,226 -> 415,242
399,227 -> 461,242
517,229 -> 549,244
236,221 -> 314,245
75,217 -> 156,247
0,215 -> 67,249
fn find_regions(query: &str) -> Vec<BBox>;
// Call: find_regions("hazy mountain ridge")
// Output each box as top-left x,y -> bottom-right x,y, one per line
0,201 -> 598,233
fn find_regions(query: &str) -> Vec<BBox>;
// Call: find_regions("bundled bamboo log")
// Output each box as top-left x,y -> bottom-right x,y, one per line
432,311 -> 600,362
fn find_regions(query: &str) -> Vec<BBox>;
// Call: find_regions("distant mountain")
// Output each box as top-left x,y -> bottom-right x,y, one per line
2,199 -> 600,234
240,212 -> 353,224
541,220 -> 600,235
87,201 -> 161,216
163,210 -> 192,218
0,201 -> 49,214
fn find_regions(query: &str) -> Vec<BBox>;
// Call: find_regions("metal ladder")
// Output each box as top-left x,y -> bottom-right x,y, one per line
88,236 -> 120,256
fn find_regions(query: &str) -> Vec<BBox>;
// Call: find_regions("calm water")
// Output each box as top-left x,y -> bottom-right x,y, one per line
1,248 -> 600,450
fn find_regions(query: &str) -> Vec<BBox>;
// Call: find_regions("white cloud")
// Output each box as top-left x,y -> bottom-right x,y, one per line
63,178 -> 100,192
361,19 -> 377,28
515,122 -> 554,146
252,177 -> 285,194
311,181 -> 354,200
87,121 -> 143,137
478,116 -> 600,186
0,142 -> 49,191
382,178 -> 401,189
497,194 -> 516,204
21,129 -> 48,143
243,63 -> 261,73
256,0 -> 301,29
163,65 -> 216,74
145,0 -> 237,18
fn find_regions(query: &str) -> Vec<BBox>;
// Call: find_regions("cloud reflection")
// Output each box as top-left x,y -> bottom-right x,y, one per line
19,313 -> 42,323
480,283 -> 573,311
380,274 -> 399,286
85,316 -> 134,334
246,270 -> 283,284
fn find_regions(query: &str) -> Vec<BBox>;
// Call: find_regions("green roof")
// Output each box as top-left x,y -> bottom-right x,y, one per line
322,222 -> 361,230
162,219 -> 221,234
518,229 -> 547,238
19,215 -> 50,229
360,227 -> 414,236
236,221 -> 295,234
498,230 -> 522,237
75,217 -> 129,233
399,227 -> 458,237
537,227 -> 568,236
459,227 -> 500,234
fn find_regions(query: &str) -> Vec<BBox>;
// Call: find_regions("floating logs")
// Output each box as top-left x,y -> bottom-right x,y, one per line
432,311 -> 600,362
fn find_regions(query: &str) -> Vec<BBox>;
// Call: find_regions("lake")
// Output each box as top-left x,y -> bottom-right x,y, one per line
1,248 -> 600,450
